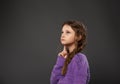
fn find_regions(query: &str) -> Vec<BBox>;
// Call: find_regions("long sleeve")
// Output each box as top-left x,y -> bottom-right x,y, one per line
72,54 -> 90,84
56,53 -> 90,84
50,53 -> 90,84
50,56 -> 65,84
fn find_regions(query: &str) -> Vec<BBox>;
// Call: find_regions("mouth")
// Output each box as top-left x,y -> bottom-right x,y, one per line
61,39 -> 65,41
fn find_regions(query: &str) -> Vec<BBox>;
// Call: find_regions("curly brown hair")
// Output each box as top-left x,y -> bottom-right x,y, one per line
61,20 -> 87,75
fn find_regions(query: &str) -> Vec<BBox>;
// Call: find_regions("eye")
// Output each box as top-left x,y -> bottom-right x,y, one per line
66,31 -> 70,33
61,31 -> 63,34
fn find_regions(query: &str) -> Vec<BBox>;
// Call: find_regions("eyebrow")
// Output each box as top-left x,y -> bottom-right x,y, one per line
61,30 -> 70,32
66,30 -> 71,32
62,29 -> 71,31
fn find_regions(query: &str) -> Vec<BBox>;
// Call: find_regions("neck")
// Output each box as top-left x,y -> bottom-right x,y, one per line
66,43 -> 75,53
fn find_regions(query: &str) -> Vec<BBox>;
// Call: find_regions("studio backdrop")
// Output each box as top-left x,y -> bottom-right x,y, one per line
1,0 -> 120,84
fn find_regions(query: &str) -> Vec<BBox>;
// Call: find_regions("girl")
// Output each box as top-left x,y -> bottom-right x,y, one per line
50,20 -> 90,84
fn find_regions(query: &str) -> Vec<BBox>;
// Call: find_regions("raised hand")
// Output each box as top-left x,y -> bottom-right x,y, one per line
58,46 -> 68,58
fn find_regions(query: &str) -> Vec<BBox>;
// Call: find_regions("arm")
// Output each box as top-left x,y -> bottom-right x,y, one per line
72,55 -> 90,84
50,56 -> 65,84
52,54 -> 90,84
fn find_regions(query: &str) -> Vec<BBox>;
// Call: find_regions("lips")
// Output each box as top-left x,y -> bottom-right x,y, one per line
61,39 -> 65,41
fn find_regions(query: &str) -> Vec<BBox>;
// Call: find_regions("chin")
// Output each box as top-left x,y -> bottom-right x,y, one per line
61,42 -> 69,46
61,42 -> 66,45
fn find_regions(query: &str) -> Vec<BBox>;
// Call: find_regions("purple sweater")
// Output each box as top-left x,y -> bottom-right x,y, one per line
50,53 -> 90,84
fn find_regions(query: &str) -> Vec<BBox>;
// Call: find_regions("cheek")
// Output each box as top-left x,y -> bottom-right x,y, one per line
68,36 -> 75,42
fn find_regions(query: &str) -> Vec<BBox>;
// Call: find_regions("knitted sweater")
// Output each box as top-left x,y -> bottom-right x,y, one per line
50,53 -> 90,84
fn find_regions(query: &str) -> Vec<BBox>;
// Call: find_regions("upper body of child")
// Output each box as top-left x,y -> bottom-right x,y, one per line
50,20 -> 90,84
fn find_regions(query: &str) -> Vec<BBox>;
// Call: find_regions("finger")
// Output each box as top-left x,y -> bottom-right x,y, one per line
58,51 -> 66,56
63,46 -> 67,51
64,55 -> 67,58
58,52 -> 62,56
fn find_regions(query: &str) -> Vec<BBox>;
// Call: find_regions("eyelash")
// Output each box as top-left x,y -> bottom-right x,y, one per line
66,31 -> 70,33
61,31 -> 70,34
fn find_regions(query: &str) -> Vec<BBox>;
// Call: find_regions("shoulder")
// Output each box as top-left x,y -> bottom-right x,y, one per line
72,53 -> 88,65
72,53 -> 87,61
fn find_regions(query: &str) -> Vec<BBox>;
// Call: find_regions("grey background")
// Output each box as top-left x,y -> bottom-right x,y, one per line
1,0 -> 120,84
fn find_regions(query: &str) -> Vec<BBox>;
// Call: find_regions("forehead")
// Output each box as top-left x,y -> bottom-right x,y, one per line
62,25 -> 73,31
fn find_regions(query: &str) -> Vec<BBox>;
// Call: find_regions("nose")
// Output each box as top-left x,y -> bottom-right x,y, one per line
61,33 -> 65,38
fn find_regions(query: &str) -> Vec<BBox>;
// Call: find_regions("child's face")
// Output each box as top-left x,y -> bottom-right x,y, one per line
60,25 -> 76,46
